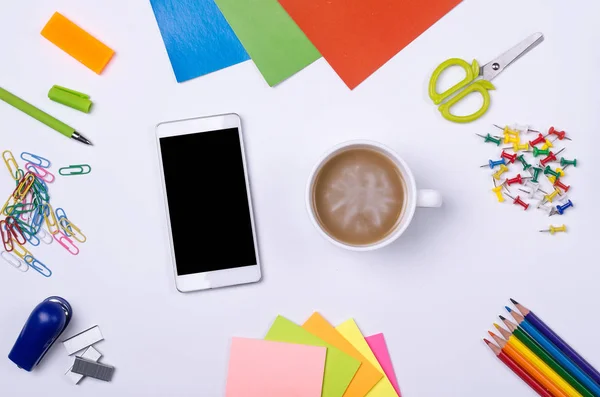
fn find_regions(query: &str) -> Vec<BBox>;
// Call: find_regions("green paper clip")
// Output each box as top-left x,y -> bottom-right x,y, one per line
58,164 -> 91,176
48,85 -> 92,113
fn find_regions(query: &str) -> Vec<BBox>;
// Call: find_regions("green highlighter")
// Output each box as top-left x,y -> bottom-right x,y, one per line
0,87 -> 92,145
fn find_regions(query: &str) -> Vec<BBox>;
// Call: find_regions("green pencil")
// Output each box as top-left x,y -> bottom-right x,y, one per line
0,87 -> 92,145
500,316 -> 593,397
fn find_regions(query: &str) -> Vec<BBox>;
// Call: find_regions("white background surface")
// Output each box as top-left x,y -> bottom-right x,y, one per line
0,0 -> 598,396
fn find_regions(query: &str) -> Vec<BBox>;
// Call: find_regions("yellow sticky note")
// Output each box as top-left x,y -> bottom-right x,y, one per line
336,319 -> 399,397
303,313 -> 383,397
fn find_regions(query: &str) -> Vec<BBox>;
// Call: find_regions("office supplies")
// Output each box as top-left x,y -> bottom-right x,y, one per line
2,250 -> 27,272
510,299 -> 600,386
336,319 -> 399,397
500,151 -> 517,164
561,158 -> 577,168
541,139 -> 556,151
302,312 -> 383,397
517,155 -> 532,171
493,164 -> 510,180
480,159 -> 506,169
37,228 -> 53,245
8,297 -> 72,371
505,194 -> 529,210
547,127 -> 572,141
25,163 -> 55,183
43,203 -> 60,235
149,0 -> 249,83
60,218 -> 86,243
62,325 -> 104,355
3,150 -> 21,179
429,33 -> 544,122
1,220 -> 13,252
280,0 -> 461,89
554,179 -> 570,192
488,332 -> 569,397
72,357 -> 114,382
507,308 -> 600,396
504,174 -> 528,186
556,200 -> 574,215
265,316 -> 360,397
41,12 -> 114,74
214,0 -> 320,86
0,88 -> 92,145
484,339 -> 553,397
365,334 -> 401,397
529,134 -> 546,147
24,255 -> 52,277
476,134 -> 501,146
225,338 -> 326,397
54,231 -> 79,255
21,152 -> 51,168
66,346 -> 103,385
492,185 -> 504,203
48,86 -> 93,113
58,165 -> 92,176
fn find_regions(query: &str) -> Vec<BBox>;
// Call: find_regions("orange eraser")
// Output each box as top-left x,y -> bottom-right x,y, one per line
41,12 -> 114,74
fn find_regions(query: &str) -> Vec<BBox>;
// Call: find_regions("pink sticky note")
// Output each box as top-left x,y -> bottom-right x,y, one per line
226,337 -> 326,397
366,333 -> 401,397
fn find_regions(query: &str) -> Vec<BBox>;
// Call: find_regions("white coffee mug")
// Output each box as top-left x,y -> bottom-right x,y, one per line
306,140 -> 442,251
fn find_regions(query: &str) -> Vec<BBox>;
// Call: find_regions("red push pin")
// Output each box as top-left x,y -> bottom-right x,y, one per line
554,178 -> 570,192
505,174 -> 527,186
506,193 -> 529,210
546,126 -> 572,141
540,148 -> 565,166
529,133 -> 546,147
500,150 -> 517,164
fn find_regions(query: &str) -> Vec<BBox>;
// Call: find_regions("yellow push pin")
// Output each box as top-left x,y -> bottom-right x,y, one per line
491,178 -> 504,202
539,224 -> 567,234
512,142 -> 529,152
540,138 -> 554,150
493,164 -> 509,180
544,188 -> 561,203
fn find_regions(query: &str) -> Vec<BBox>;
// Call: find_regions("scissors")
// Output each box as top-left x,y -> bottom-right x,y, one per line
428,32 -> 544,123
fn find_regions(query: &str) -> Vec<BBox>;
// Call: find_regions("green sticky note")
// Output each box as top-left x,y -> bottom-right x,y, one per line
214,0 -> 321,86
265,316 -> 361,397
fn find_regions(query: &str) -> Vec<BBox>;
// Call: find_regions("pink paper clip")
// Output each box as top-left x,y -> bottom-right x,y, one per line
54,231 -> 79,255
25,162 -> 55,183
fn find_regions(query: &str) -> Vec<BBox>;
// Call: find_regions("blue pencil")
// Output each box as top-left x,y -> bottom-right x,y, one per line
507,307 -> 600,396
511,298 -> 600,387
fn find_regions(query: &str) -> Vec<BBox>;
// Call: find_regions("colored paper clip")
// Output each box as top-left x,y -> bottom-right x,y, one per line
1,194 -> 19,216
1,251 -> 28,272
25,163 -> 55,183
21,152 -> 51,168
12,241 -> 33,261
0,220 -> 14,252
55,207 -> 71,231
3,150 -> 21,180
6,217 -> 27,245
60,218 -> 86,243
43,203 -> 60,235
19,192 -> 34,221
13,172 -> 36,201
5,202 -> 35,217
31,178 -> 50,203
31,205 -> 45,230
24,255 -> 52,278
54,232 -> 79,255
59,164 -> 91,176
37,228 -> 53,245
25,230 -> 40,247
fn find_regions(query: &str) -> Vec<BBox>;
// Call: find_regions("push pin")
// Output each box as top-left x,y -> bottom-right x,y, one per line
543,166 -> 560,178
504,174 -> 529,186
537,203 -> 557,216
512,123 -> 539,134
556,200 -> 573,215
500,150 -> 517,164
480,158 -> 506,169
506,193 -> 529,210
530,167 -> 542,183
492,178 -> 504,203
493,164 -> 509,180
529,133 -> 546,147
539,224 -> 567,234
560,157 -> 577,169
540,138 -> 557,151
502,142 -> 529,152
543,188 -> 561,203
540,149 -> 565,167
494,124 -> 520,136
517,154 -> 532,171
532,147 -> 550,157
554,178 -> 570,192
476,134 -> 502,146
546,126 -> 572,141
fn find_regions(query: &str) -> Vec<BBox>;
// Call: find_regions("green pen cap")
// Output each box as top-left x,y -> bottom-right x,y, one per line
48,85 -> 92,113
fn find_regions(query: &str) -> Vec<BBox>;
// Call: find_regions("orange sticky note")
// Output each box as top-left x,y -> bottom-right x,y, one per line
303,313 -> 383,397
41,12 -> 115,74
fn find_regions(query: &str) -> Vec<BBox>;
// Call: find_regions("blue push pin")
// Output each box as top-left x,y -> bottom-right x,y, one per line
480,158 -> 507,169
556,200 -> 573,215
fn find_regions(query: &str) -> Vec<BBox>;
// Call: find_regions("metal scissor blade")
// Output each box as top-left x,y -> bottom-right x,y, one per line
481,32 -> 544,81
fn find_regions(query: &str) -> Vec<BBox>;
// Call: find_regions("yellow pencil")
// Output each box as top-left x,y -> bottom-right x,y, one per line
494,324 -> 582,397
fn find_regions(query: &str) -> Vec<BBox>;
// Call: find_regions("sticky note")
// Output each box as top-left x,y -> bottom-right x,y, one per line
303,313 -> 383,397
366,334 -> 401,397
226,338 -> 326,397
214,0 -> 320,86
41,12 -> 115,74
149,0 -> 250,83
336,319 -> 398,397
278,0 -> 462,89
265,316 -> 360,397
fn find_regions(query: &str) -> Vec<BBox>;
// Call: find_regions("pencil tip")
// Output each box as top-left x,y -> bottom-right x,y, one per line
510,298 -> 519,305
487,330 -> 495,337
499,315 -> 506,320
505,306 -> 512,312
493,323 -> 501,330
483,338 -> 491,345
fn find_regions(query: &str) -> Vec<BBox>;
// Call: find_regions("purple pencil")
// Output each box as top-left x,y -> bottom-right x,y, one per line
511,298 -> 600,386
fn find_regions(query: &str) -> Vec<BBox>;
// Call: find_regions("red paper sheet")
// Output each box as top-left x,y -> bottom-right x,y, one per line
278,0 -> 462,89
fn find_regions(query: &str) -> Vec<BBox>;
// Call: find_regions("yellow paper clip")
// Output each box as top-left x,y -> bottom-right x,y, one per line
3,150 -> 21,180
493,164 -> 509,180
13,172 -> 36,201
12,241 -> 33,260
1,194 -> 19,216
43,203 -> 60,235
60,218 -> 86,243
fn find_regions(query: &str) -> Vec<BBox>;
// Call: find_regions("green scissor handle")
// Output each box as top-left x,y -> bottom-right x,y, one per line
428,58 -> 496,123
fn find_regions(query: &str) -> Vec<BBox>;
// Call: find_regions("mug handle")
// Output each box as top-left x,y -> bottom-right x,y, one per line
417,189 -> 442,208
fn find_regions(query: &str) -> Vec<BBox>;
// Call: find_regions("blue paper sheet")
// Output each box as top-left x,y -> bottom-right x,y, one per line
150,0 -> 250,82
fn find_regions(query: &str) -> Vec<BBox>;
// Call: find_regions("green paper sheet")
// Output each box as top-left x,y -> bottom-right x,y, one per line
214,0 -> 320,86
265,316 -> 361,397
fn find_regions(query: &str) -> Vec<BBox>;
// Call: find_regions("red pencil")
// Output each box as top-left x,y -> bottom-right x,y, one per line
484,338 -> 553,397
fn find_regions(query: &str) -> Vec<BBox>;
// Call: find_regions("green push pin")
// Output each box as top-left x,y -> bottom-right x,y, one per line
533,147 -> 550,157
517,154 -> 531,171
544,166 -> 560,178
560,157 -> 577,169
531,167 -> 542,183
476,133 -> 501,146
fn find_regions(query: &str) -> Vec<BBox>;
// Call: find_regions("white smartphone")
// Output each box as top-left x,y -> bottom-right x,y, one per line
156,114 -> 261,292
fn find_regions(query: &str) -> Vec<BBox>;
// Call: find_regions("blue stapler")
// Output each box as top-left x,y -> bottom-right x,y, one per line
8,296 -> 72,371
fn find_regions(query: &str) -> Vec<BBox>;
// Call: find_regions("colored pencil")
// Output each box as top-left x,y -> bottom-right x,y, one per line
511,299 -> 600,387
489,331 -> 569,397
493,324 -> 583,397
484,338 -> 553,397
501,317 -> 593,397
508,308 -> 600,396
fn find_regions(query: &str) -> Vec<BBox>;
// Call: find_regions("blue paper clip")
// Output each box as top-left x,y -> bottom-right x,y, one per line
31,206 -> 45,230
25,229 -> 40,247
24,255 -> 52,277
55,207 -> 71,232
20,152 -> 51,168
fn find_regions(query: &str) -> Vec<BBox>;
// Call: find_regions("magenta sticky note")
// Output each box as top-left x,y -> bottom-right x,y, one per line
365,333 -> 401,397
225,337 -> 326,397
